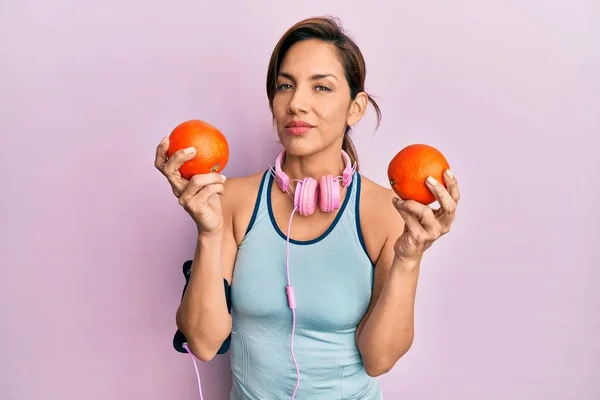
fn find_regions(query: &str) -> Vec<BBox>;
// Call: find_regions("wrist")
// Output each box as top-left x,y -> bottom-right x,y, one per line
392,253 -> 422,272
197,230 -> 223,246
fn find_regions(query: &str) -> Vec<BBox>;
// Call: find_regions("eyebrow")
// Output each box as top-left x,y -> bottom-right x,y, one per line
278,72 -> 339,82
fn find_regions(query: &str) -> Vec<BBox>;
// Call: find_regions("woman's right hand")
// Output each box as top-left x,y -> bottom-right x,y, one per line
154,137 -> 226,236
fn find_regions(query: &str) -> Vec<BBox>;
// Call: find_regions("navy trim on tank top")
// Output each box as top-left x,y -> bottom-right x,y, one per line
244,171 -> 268,236
354,173 -> 372,265
266,171 -> 354,246
243,170 -> 374,267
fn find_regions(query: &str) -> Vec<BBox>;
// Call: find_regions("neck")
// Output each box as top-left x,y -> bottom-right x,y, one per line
282,145 -> 348,182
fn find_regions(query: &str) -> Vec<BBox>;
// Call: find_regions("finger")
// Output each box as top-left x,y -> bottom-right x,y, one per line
442,169 -> 460,203
179,173 -> 226,202
395,198 -> 438,233
425,176 -> 457,215
195,182 -> 225,204
154,137 -> 169,171
393,199 -> 425,234
163,146 -> 197,178
180,183 -> 225,210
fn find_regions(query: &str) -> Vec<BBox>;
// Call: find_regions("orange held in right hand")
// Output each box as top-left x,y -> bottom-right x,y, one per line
167,119 -> 229,180
387,144 -> 451,205
154,120 -> 229,235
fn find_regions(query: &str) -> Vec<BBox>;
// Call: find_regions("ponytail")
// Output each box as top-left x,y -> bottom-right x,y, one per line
342,131 -> 359,172
342,93 -> 382,173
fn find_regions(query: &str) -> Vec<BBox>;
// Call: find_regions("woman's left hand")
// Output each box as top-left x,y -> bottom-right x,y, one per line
392,170 -> 460,263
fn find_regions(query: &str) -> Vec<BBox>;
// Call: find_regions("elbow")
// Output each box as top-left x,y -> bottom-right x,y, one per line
364,357 -> 396,377
184,338 -> 220,362
179,329 -> 230,362
176,311 -> 231,362
363,339 -> 414,377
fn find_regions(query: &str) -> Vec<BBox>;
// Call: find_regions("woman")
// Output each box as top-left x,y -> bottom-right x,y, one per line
155,15 -> 459,400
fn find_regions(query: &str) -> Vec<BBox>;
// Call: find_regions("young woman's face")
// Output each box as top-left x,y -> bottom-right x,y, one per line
272,39 -> 363,157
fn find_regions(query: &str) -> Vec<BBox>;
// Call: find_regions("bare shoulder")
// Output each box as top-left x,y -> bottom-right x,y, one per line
358,174 -> 405,263
222,171 -> 266,200
359,174 -> 404,226
221,170 -> 269,245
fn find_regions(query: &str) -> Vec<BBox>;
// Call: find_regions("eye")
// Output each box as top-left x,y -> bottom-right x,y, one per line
315,85 -> 332,92
276,83 -> 293,90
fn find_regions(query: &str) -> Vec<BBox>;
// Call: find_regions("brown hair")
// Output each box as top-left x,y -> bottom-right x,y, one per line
265,15 -> 382,171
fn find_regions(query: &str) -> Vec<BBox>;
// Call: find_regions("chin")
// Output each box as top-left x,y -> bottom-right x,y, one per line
276,133 -> 314,156
279,139 -> 320,157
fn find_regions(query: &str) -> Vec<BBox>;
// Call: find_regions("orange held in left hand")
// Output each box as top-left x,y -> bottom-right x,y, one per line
387,144 -> 460,262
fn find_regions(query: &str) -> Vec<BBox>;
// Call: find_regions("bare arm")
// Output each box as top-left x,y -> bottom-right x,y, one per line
175,181 -> 239,362
154,137 -> 242,362
356,172 -> 460,376
355,238 -> 420,376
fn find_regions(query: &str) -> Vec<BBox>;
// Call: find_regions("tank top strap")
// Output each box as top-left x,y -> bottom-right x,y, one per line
243,168 -> 368,259
243,169 -> 271,237
338,171 -> 371,264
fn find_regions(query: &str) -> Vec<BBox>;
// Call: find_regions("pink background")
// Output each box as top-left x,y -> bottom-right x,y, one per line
1,1 -> 598,399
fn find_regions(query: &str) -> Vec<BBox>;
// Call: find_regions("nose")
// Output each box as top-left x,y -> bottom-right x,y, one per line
287,86 -> 309,114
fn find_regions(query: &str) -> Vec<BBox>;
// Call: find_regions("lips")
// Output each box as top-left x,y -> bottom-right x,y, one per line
286,120 -> 313,128
285,120 -> 314,135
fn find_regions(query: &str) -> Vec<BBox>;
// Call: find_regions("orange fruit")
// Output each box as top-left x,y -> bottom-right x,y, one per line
167,120 -> 229,180
387,144 -> 450,205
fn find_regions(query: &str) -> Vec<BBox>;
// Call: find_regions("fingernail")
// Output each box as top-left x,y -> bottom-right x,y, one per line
393,197 -> 403,206
445,169 -> 454,179
184,147 -> 196,154
221,175 -> 227,182
160,137 -> 167,145
426,176 -> 438,186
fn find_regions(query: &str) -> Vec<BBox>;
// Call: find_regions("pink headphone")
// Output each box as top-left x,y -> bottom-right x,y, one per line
272,149 -> 356,216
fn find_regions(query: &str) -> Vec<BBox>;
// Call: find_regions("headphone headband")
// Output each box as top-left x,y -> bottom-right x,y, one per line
274,149 -> 355,192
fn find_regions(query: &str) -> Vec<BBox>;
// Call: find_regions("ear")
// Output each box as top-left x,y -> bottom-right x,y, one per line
347,92 -> 369,127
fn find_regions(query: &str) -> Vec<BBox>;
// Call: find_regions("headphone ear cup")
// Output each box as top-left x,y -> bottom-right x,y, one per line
294,177 -> 318,216
319,175 -> 341,213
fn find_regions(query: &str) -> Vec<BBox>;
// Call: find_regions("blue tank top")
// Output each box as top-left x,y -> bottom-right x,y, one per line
229,170 -> 383,400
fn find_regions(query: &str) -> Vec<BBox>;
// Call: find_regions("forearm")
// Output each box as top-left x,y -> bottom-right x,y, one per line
176,232 -> 232,360
357,257 -> 420,375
